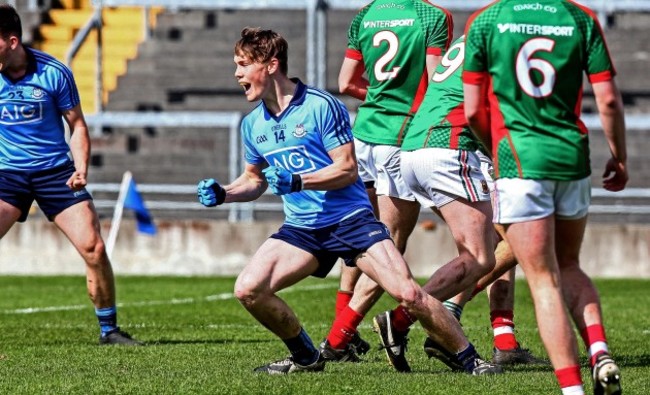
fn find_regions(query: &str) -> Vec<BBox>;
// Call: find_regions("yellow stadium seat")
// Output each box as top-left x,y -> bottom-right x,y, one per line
36,5 -> 162,114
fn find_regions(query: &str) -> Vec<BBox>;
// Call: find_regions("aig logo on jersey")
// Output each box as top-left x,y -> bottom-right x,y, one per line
264,145 -> 316,174
0,101 -> 43,125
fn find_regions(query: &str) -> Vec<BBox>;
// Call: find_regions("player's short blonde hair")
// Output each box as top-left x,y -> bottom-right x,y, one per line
234,27 -> 288,75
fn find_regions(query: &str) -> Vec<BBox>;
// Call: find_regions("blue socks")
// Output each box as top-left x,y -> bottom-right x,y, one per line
282,327 -> 319,366
456,343 -> 480,373
95,306 -> 118,337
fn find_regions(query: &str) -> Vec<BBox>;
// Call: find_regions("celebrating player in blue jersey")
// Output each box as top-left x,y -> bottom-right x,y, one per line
0,5 -> 140,345
197,27 -> 499,375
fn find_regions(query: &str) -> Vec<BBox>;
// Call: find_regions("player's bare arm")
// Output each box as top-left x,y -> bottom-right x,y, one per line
300,142 -> 358,191
338,57 -> 368,101
593,79 -> 628,191
463,82 -> 491,152
223,163 -> 269,203
425,53 -> 442,82
63,104 -> 90,190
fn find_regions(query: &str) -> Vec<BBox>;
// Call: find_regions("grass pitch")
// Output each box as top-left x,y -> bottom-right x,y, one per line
0,276 -> 648,394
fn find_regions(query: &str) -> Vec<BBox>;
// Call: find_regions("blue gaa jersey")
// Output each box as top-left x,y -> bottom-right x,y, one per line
0,48 -> 80,171
242,79 -> 372,229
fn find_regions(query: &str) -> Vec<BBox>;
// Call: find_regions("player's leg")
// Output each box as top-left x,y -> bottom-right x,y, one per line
438,221 -> 502,321
330,183 -> 377,355
322,196 -> 419,358
487,266 -> 548,365
0,200 -> 22,237
55,201 -> 114,307
390,198 -> 495,328
419,199 -> 496,301
325,143 -> 419,359
376,195 -> 420,254
555,217 -> 621,394
54,200 -> 140,345
234,237 -> 324,374
372,148 -> 496,371
356,239 -> 501,375
333,264 -> 368,354
0,169 -> 35,237
371,142 -> 421,255
334,180 -> 376,317
506,217 -> 584,393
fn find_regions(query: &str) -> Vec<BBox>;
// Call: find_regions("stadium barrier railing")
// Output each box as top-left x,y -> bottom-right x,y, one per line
84,112 -> 650,222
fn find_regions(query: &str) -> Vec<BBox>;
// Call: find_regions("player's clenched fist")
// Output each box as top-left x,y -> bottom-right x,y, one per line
262,166 -> 303,196
197,178 -> 226,207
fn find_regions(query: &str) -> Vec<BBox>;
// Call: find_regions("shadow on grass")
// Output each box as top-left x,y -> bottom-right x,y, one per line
619,353 -> 650,368
145,338 -> 273,346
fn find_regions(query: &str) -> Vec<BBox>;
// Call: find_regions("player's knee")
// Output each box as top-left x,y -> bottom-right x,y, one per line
80,238 -> 108,267
233,276 -> 266,308
233,284 -> 256,308
459,251 -> 494,278
478,254 -> 496,275
393,283 -> 420,308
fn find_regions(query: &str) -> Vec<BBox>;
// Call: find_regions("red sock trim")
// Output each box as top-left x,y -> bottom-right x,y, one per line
581,324 -> 608,366
580,324 -> 607,347
334,290 -> 353,318
490,309 -> 514,323
555,365 -> 583,388
327,306 -> 363,349
491,309 -> 517,350
392,306 -> 416,333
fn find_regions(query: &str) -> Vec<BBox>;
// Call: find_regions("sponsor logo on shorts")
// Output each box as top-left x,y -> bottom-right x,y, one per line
481,180 -> 490,194
73,190 -> 89,197
368,230 -> 382,238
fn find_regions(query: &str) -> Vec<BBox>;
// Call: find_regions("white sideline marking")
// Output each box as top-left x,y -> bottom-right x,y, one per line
2,283 -> 338,315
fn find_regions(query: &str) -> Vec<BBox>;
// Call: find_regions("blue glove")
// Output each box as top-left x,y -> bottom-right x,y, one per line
197,178 -> 226,207
262,166 -> 303,195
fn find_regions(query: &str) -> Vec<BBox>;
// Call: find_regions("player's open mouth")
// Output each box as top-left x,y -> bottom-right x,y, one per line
240,82 -> 251,94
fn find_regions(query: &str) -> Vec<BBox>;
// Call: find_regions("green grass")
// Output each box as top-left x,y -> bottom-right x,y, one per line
0,276 -> 648,394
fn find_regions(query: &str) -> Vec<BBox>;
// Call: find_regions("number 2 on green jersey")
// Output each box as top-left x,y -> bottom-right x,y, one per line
373,31 -> 401,81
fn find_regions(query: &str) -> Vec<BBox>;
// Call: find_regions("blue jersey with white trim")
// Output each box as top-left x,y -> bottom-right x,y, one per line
242,79 -> 372,229
0,48 -> 80,171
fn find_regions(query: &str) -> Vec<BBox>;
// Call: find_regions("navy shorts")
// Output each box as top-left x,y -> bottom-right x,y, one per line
0,161 -> 93,222
270,209 -> 392,278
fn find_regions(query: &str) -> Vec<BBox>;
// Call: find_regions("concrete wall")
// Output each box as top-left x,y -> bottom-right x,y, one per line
0,219 -> 648,278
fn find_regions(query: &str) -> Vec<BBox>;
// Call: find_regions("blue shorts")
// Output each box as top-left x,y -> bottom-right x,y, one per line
270,209 -> 392,278
0,161 -> 93,222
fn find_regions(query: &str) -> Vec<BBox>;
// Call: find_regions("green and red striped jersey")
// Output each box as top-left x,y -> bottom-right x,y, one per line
347,0 -> 453,146
402,35 -> 481,152
463,0 -> 616,180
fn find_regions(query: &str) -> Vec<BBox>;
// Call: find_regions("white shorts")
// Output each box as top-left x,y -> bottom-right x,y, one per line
354,138 -> 415,200
493,177 -> 591,224
401,148 -> 491,208
476,150 -> 495,192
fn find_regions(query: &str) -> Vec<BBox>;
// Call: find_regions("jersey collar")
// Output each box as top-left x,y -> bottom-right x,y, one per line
262,78 -> 307,121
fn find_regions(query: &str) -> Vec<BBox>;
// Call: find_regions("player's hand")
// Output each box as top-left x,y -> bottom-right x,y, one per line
602,158 -> 628,192
66,170 -> 87,191
262,166 -> 302,195
197,178 -> 226,207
